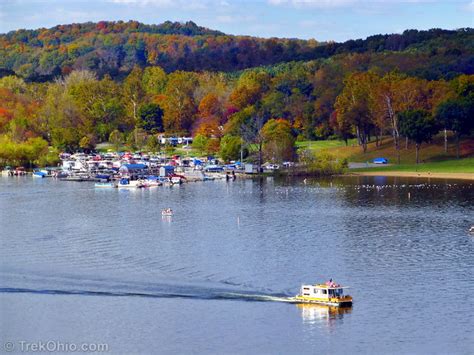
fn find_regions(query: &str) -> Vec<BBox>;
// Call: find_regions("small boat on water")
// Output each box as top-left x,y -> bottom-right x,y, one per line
60,173 -> 97,182
162,208 -> 173,217
13,167 -> 27,176
33,170 -> 47,178
469,226 -> 474,234
291,280 -> 352,307
94,182 -> 115,188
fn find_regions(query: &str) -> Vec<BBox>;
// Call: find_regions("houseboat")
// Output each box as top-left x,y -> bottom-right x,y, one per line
293,280 -> 352,306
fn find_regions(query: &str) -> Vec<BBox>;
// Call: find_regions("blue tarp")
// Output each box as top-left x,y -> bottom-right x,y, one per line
95,174 -> 110,180
205,165 -> 224,172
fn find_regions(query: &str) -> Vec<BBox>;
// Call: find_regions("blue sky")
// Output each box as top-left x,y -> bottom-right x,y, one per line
0,0 -> 473,41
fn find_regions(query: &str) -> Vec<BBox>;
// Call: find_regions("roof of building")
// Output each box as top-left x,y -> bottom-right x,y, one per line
120,163 -> 147,170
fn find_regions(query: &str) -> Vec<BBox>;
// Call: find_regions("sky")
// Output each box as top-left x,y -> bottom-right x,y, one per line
0,0 -> 473,41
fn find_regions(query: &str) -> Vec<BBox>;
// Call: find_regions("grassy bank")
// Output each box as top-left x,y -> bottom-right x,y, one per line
298,133 -> 473,168
351,157 -> 474,174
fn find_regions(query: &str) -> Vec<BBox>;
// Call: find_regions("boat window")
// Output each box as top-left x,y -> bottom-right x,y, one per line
322,289 -> 327,294
313,289 -> 318,294
303,293 -> 310,296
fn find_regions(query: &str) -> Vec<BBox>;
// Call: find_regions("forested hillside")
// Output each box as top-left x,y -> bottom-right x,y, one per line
1,21 -> 472,81
0,21 -> 473,167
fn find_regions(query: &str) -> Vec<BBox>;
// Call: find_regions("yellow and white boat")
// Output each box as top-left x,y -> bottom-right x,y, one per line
292,281 -> 352,307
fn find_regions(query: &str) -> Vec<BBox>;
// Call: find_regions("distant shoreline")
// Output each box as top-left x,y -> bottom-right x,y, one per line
349,171 -> 474,181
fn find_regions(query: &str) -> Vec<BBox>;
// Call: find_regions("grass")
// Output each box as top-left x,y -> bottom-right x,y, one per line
352,157 -> 474,173
296,139 -> 358,153
298,134 -> 474,174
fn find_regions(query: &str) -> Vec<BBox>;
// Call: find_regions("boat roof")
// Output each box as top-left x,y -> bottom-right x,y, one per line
302,284 -> 349,289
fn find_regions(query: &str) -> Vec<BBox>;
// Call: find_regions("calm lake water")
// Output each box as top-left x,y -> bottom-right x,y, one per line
1,175 -> 473,354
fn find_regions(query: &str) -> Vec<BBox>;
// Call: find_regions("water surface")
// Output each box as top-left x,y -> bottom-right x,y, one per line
1,176 -> 473,354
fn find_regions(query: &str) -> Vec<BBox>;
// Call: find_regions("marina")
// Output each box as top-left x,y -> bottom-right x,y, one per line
2,151 -> 242,189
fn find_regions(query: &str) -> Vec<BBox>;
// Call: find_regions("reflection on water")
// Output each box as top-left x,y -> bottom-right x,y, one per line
297,303 -> 352,327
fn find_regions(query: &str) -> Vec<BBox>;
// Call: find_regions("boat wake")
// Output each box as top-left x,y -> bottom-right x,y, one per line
0,271 -> 294,304
0,287 -> 295,303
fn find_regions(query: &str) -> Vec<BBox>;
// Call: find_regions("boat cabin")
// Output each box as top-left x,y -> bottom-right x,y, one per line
300,284 -> 346,299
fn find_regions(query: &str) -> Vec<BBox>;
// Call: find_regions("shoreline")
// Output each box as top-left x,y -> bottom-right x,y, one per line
349,171 -> 474,181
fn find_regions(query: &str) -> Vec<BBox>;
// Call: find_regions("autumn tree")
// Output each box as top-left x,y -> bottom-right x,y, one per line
261,118 -> 295,162
435,98 -> 474,158
146,135 -> 160,153
192,134 -> 209,155
334,72 -> 378,153
123,66 -> 145,123
0,76 -> 27,94
137,103 -> 163,133
219,134 -> 244,162
329,110 -> 352,145
229,70 -> 270,110
142,66 -> 167,96
161,71 -> 198,133
195,93 -> 222,137
41,83 -> 82,149
399,110 -> 438,164
64,71 -> 125,142
109,129 -> 123,152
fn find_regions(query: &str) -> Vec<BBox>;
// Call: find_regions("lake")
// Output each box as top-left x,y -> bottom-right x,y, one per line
1,176 -> 473,354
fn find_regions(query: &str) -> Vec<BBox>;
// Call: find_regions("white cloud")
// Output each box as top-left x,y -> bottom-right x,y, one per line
108,0 -> 207,9
267,0 -> 355,7
216,14 -> 257,24
268,0 -> 442,8
109,0 -> 173,4
466,1 -> 474,12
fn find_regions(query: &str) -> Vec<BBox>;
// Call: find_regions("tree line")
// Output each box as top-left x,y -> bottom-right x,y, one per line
1,21 -> 472,81
0,63 -> 472,167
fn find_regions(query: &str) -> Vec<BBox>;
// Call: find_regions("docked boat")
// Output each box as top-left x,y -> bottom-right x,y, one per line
145,176 -> 162,187
115,178 -> 149,188
13,167 -> 27,176
1,167 -> 12,176
292,280 -> 352,306
32,170 -> 47,178
94,182 -> 115,188
60,174 -> 97,182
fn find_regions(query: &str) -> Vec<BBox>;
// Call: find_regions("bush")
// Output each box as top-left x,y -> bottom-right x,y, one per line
299,150 -> 346,176
0,135 -> 50,167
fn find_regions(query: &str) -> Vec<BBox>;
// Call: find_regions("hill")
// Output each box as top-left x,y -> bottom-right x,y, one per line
0,21 -> 473,81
